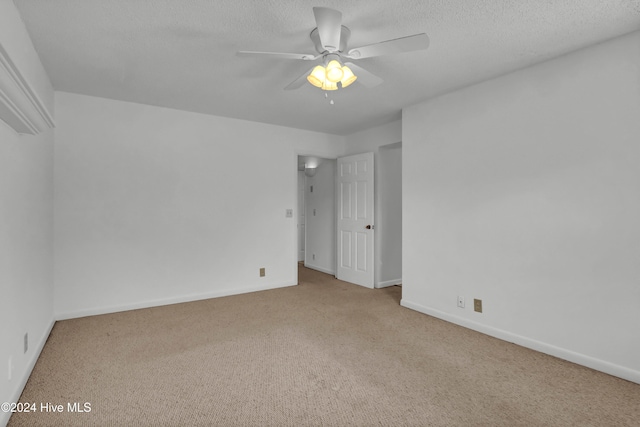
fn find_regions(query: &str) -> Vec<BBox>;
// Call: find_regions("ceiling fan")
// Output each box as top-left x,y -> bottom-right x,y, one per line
237,7 -> 429,91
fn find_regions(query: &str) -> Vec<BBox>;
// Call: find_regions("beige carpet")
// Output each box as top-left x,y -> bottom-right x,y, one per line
9,265 -> 640,426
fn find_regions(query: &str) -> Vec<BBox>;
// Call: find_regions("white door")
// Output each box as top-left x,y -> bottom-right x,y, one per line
336,152 -> 374,288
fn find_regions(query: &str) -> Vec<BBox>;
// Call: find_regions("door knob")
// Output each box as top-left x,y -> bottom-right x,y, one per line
365,225 -> 374,230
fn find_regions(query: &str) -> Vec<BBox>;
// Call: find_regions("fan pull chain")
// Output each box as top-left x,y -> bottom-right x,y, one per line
324,91 -> 335,105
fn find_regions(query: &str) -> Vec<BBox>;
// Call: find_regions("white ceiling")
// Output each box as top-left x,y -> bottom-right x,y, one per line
13,0 -> 640,135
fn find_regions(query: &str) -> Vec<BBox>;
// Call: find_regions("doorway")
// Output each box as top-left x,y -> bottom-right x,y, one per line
376,142 -> 402,288
298,155 -> 336,275
296,143 -> 402,289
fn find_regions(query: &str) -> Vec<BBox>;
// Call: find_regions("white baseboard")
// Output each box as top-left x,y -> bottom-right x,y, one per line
400,299 -> 640,385
55,281 -> 297,321
2,319 -> 55,427
376,278 -> 401,289
303,263 -> 335,276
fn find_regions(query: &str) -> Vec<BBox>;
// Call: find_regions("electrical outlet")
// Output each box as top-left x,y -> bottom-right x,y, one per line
474,299 -> 483,313
24,332 -> 28,353
457,296 -> 465,308
259,268 -> 265,277
285,209 -> 293,218
312,254 -> 316,260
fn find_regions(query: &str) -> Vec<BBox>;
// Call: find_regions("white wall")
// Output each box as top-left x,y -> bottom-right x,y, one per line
54,91 -> 344,319
402,31 -> 640,383
345,120 -> 403,287
0,1 -> 55,424
304,160 -> 336,275
345,120 -> 401,155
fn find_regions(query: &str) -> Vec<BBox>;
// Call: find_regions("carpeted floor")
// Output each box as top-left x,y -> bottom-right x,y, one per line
8,264 -> 640,426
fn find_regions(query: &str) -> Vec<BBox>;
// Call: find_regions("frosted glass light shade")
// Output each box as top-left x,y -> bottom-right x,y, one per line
325,60 -> 344,83
307,66 -> 326,88
321,80 -> 338,91
340,66 -> 357,88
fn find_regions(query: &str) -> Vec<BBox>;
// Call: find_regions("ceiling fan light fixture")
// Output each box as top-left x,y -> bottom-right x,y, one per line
307,65 -> 326,88
325,59 -> 344,83
340,66 -> 357,88
306,51 -> 360,91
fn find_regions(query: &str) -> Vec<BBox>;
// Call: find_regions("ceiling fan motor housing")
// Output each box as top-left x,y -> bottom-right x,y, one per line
310,26 -> 351,54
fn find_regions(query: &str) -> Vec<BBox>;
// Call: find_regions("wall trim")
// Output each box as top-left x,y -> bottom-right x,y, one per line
2,319 -> 56,427
0,43 -> 55,135
55,281 -> 297,321
375,278 -> 401,288
303,263 -> 335,276
400,299 -> 640,385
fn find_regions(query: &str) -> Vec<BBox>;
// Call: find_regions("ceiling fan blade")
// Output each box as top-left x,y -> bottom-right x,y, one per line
313,7 -> 342,52
237,51 -> 319,61
344,62 -> 383,88
284,67 -> 315,90
345,33 -> 430,59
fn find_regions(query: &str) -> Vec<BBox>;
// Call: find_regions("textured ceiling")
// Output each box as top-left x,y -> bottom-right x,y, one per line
13,0 -> 640,135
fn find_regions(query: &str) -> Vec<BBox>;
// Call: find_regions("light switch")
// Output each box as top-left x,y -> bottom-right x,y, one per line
286,209 -> 293,218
